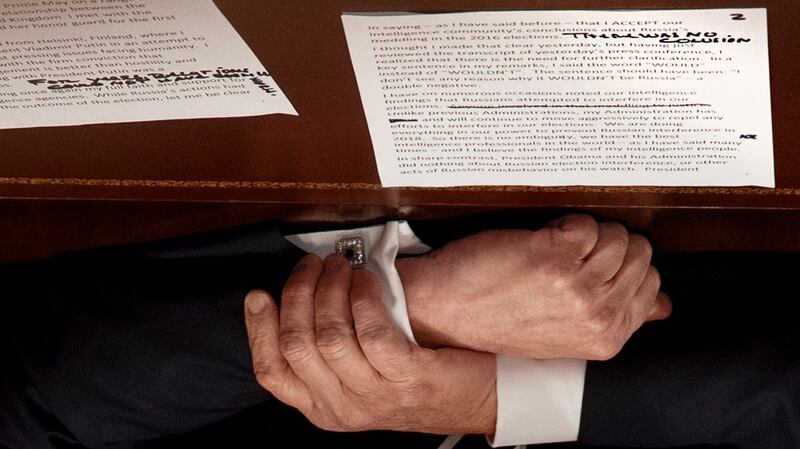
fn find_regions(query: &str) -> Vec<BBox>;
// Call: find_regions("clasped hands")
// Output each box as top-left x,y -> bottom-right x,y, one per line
244,214 -> 671,435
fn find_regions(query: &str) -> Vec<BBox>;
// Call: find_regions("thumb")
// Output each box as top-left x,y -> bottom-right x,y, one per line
244,289 -> 313,409
244,290 -> 281,375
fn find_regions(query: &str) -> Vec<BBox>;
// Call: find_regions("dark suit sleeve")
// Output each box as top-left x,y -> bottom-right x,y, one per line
0,222 -> 306,449
579,252 -> 800,449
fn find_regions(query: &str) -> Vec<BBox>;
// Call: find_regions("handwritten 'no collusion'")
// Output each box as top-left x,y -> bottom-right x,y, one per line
562,31 -> 751,44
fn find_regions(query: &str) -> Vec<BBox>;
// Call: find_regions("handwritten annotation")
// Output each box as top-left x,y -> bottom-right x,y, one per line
27,67 -> 276,95
562,30 -> 751,44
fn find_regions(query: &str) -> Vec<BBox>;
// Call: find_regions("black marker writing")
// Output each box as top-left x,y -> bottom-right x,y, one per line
27,67 -> 269,90
562,31 -> 751,44
249,75 -> 277,96
28,78 -> 104,90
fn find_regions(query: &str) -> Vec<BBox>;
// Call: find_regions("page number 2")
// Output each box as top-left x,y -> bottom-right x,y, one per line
731,13 -> 746,20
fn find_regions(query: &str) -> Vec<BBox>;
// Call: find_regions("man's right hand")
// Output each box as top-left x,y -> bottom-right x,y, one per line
396,214 -> 672,360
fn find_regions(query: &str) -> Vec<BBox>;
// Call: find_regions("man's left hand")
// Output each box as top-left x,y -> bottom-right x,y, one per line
244,254 -> 497,435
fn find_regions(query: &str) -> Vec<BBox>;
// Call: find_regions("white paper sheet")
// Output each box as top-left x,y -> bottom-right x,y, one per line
342,9 -> 774,187
0,0 -> 296,129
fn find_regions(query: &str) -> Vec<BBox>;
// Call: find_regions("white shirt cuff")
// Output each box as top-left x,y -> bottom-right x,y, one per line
287,221 -> 586,447
285,221 -> 429,343
490,356 -> 586,447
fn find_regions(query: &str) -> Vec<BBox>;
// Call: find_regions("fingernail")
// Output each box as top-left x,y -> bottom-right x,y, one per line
246,292 -> 267,315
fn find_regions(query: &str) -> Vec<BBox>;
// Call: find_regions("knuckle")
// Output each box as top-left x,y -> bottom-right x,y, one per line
552,215 -> 599,256
588,313 -> 633,360
637,266 -> 661,296
550,269 -> 571,290
576,215 -> 600,241
537,226 -> 562,251
315,323 -> 354,359
566,281 -> 603,316
281,284 -> 314,303
565,214 -> 599,233
247,328 -> 267,353
586,305 -> 617,334
358,322 -> 393,347
606,221 -> 629,239
550,268 -> 581,295
572,233 -> 599,257
279,329 -> 315,362
253,368 -> 277,390
569,290 -> 594,316
630,234 -> 653,259
575,272 -> 611,299
350,293 -> 376,318
253,365 -> 293,394
601,223 -> 630,257
649,266 -> 662,289
613,237 -> 631,259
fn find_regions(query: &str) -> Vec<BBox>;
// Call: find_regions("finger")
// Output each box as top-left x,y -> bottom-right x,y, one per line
279,255 -> 342,392
581,222 -> 629,283
314,255 -> 377,388
608,234 -> 653,298
544,214 -> 599,260
647,291 -> 673,321
244,289 -> 312,410
626,266 -> 668,330
350,270 -> 425,382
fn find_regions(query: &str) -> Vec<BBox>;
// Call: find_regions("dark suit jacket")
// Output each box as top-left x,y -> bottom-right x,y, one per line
1,221 -> 799,449
0,221 -> 305,448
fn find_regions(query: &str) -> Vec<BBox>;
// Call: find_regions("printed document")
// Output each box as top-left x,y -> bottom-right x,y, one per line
0,0 -> 296,129
342,9 -> 773,187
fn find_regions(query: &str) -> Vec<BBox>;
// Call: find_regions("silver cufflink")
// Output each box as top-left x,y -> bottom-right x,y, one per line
335,236 -> 366,268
